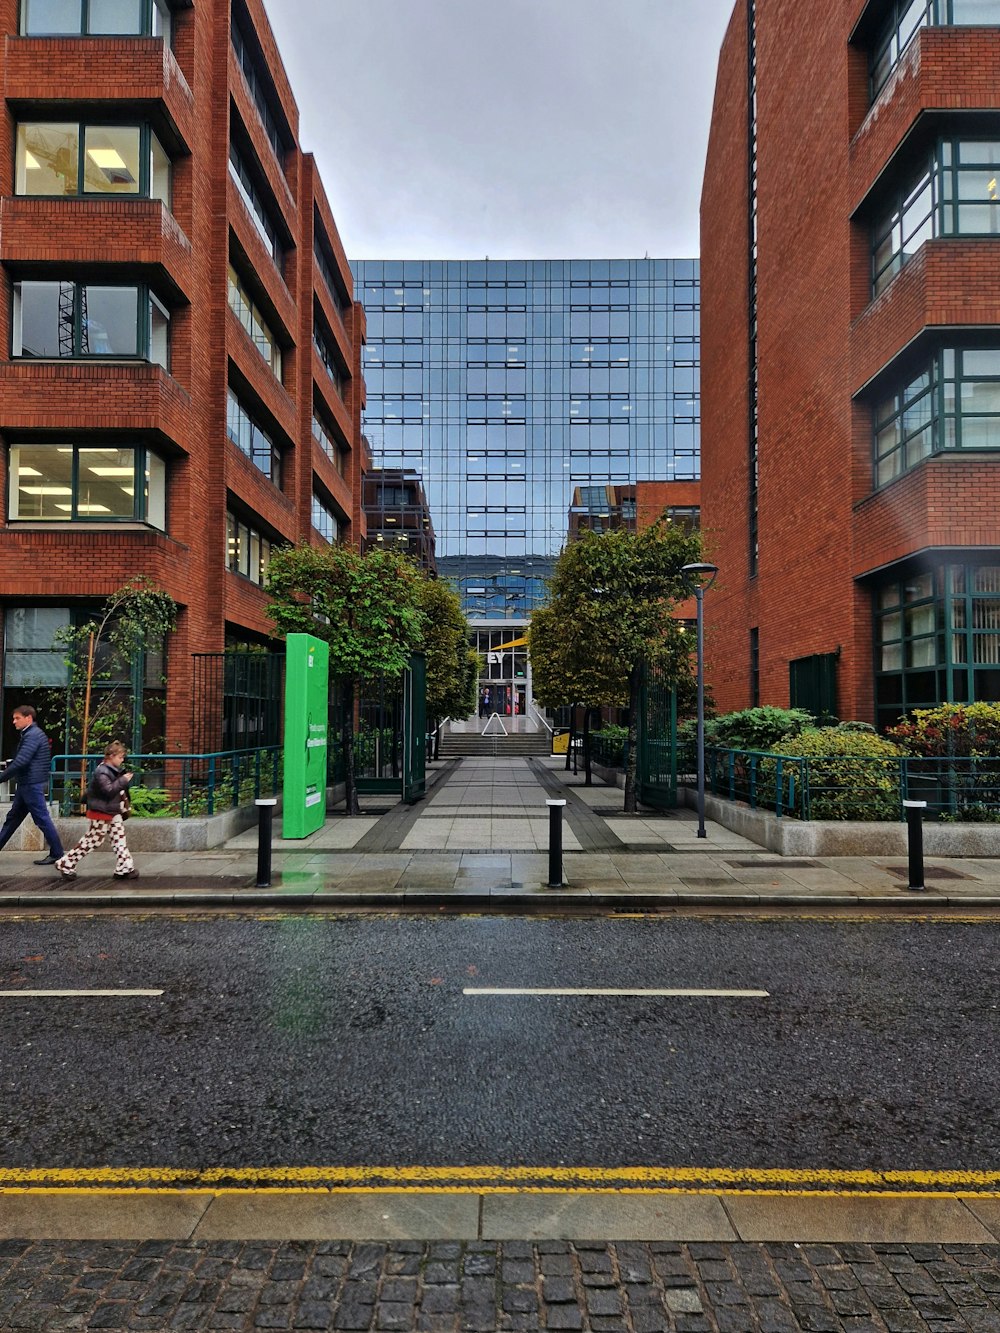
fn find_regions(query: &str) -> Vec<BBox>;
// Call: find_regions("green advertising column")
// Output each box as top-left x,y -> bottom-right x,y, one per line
283,633 -> 329,838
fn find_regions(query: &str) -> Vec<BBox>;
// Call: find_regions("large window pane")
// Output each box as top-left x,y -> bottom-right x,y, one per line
145,452 -> 166,530
9,446 -> 74,519
88,0 -> 143,32
83,286 -> 139,355
16,123 -> 79,195
951,1 -> 1000,21
82,125 -> 140,193
14,282 -> 64,357
150,132 -> 170,204
77,448 -> 137,517
21,0 -> 81,33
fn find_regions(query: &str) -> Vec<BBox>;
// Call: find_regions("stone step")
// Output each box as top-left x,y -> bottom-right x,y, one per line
439,734 -> 551,757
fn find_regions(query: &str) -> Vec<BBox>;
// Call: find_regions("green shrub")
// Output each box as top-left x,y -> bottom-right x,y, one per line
711,706 -> 815,752
127,785 -> 179,819
886,702 -> 1000,757
776,728 -> 903,821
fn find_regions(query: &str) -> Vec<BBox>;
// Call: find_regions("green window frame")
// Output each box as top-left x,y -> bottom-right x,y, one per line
871,1 -> 1000,101
871,138 -> 1000,296
875,563 -> 1000,730
227,265 -> 282,378
874,347 -> 1000,484
15,121 -> 169,201
226,388 -> 282,486
7,442 -> 166,526
311,492 -> 339,544
226,511 -> 273,586
12,279 -> 169,365
19,0 -> 171,38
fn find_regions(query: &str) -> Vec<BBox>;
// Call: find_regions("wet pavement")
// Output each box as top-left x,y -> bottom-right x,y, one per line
0,758 -> 998,909
3,1237 -> 1000,1331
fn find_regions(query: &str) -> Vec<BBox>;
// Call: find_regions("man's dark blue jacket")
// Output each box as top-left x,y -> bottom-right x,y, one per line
1,724 -> 52,786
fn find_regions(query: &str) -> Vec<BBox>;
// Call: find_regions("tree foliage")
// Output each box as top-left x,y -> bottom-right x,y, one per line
418,577 -> 476,723
528,521 -> 703,810
266,543 -> 426,814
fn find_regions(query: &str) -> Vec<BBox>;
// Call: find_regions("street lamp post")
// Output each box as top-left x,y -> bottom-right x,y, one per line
681,562 -> 719,839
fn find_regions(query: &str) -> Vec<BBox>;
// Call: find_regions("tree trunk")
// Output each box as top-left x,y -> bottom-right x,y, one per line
624,663 -> 641,813
343,677 -> 361,816
565,705 -> 577,772
583,706 -> 593,787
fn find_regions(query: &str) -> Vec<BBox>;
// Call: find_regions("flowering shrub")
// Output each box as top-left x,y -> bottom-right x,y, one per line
886,703 -> 1000,758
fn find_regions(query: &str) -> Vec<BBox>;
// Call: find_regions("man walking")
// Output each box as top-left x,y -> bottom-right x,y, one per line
0,705 -> 64,865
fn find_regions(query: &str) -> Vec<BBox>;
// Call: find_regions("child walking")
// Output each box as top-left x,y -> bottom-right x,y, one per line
55,742 -> 137,881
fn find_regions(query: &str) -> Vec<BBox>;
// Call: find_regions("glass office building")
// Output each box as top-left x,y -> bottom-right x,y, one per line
352,258 -> 700,716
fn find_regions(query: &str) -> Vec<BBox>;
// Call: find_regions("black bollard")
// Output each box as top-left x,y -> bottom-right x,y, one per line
255,797 -> 277,888
547,798 -> 566,888
903,799 -> 926,892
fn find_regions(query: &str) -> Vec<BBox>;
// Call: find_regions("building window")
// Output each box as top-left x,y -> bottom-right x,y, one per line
226,511 -> 272,585
20,0 -> 171,38
313,316 -> 344,397
228,142 -> 283,265
227,266 -> 282,378
312,411 -> 345,475
873,139 -> 1000,296
15,121 -> 169,201
871,1 -> 1000,101
12,280 -> 169,366
8,443 -> 166,527
314,223 -> 350,320
875,563 -> 1000,730
750,628 -> 760,707
226,388 -> 281,485
231,6 -> 286,166
874,347 -> 1000,484
311,492 -> 339,544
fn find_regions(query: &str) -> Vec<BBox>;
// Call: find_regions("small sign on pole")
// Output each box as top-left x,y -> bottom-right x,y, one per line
282,633 -> 329,839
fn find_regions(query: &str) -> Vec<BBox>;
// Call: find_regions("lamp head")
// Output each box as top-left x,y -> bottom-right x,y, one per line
681,562 -> 719,591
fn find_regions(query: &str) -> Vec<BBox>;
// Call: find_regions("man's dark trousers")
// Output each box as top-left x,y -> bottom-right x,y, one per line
0,783 -> 64,857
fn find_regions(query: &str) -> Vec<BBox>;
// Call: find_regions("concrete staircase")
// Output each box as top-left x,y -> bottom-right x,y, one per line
439,731 -> 551,758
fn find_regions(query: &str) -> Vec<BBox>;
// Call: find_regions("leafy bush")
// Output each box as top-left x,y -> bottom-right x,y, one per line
886,702 -> 1000,757
710,706 -> 816,752
127,784 -> 179,819
775,728 -> 903,821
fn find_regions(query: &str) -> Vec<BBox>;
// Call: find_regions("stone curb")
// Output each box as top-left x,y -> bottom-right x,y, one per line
3,889 -> 1000,911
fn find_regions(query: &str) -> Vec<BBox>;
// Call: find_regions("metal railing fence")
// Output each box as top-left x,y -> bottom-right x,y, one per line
49,748 -> 281,818
703,748 -> 1000,823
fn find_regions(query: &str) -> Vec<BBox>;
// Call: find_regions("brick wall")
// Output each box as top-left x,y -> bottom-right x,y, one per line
0,0 -> 366,751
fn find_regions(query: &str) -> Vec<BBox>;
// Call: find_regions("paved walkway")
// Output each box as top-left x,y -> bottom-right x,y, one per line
0,756 -> 998,907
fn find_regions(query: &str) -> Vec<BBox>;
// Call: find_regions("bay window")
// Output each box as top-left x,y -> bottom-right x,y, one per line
8,443 -> 166,526
15,121 -> 170,202
12,280 -> 169,366
20,0 -> 171,37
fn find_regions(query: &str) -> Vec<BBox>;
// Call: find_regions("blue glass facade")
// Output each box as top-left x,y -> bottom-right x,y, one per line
352,258 -> 700,621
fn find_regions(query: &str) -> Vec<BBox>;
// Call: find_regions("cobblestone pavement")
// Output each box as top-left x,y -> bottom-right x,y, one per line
2,1238 -> 1000,1331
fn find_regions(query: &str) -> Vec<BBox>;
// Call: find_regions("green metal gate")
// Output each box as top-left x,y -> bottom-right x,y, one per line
636,660 -> 678,809
353,653 -> 426,801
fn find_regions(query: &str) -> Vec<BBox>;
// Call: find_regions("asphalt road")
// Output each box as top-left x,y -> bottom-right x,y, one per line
1,913 -> 997,1174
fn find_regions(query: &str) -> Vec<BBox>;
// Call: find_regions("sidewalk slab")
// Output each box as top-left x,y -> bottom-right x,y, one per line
482,1192 -> 736,1241
0,1193 -> 210,1240
723,1193 -> 996,1243
193,1192 -> 480,1240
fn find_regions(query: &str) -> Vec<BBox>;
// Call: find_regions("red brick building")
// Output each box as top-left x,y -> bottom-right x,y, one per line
0,0 -> 366,756
701,0 -> 1000,730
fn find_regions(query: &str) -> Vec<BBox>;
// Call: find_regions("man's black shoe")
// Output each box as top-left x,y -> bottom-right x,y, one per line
34,854 -> 58,865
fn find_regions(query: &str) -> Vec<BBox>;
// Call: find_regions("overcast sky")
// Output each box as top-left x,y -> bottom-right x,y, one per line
261,0 -> 735,261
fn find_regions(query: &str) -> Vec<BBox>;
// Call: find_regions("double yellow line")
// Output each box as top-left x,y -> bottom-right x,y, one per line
3,1164 -> 1000,1197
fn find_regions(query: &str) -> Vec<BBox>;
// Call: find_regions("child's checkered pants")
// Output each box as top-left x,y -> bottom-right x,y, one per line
56,816 -> 134,876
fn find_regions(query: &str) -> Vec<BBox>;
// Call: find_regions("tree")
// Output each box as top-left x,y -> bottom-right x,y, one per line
266,543 -> 426,815
418,578 -> 477,755
529,521 -> 703,812
56,576 -> 178,792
